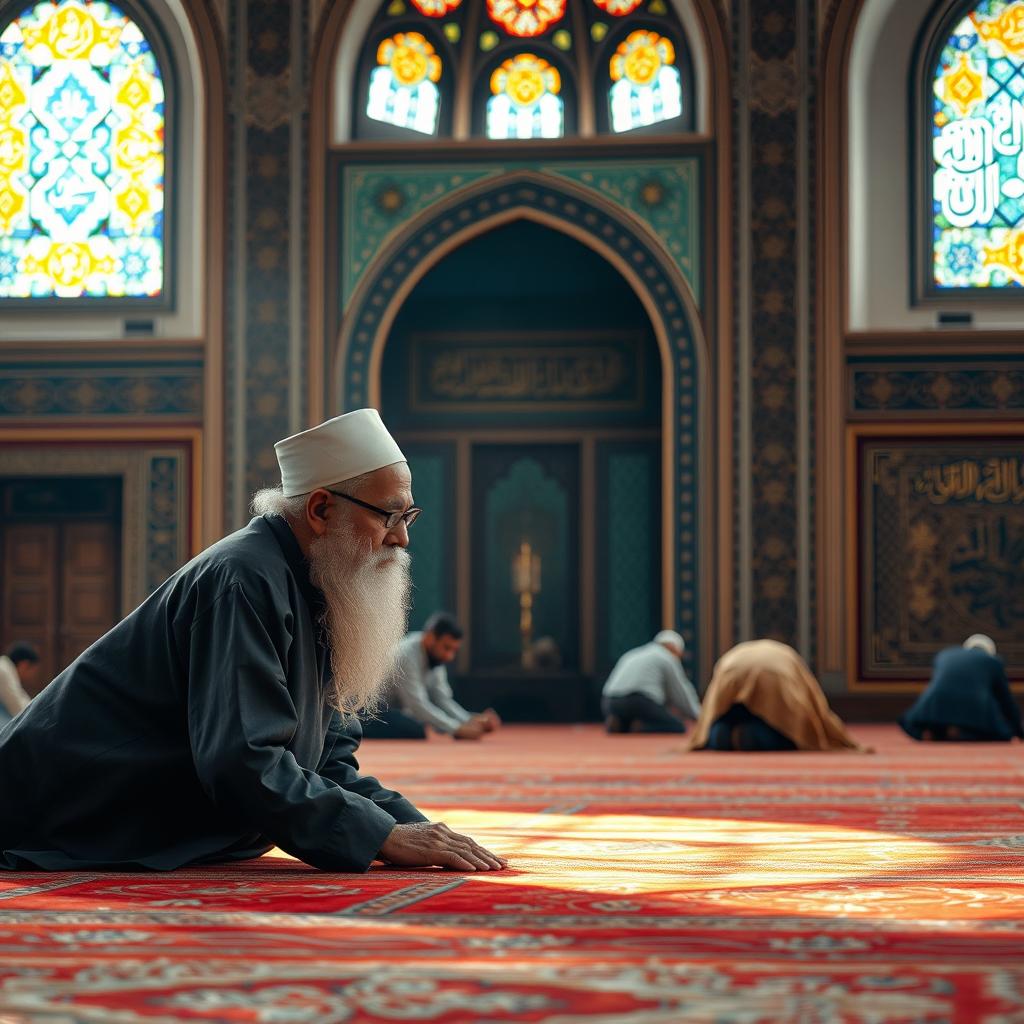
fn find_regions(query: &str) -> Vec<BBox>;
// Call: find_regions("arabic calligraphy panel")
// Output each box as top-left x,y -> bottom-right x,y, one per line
858,436 -> 1024,682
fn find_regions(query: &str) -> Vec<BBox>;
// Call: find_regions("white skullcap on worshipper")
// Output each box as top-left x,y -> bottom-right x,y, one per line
654,629 -> 685,651
963,633 -> 997,657
274,409 -> 406,497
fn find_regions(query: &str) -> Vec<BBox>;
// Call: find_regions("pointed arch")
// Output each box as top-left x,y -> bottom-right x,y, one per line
333,170 -> 715,677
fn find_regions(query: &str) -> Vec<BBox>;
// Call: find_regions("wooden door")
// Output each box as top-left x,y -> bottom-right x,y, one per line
1,477 -> 121,694
59,523 -> 119,671
1,524 -> 58,691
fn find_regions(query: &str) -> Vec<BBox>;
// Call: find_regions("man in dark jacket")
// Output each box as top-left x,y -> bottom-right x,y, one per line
0,409 -> 505,874
900,634 -> 1023,742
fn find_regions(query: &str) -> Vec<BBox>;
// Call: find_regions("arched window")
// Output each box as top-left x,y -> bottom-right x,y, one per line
367,31 -> 444,134
0,0 -> 173,305
606,28 -> 684,133
352,0 -> 693,140
485,53 -> 565,139
915,0 -> 1024,297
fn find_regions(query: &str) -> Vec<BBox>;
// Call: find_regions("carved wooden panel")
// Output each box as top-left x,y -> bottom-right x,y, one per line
60,523 -> 119,671
852,431 -> 1024,688
1,524 -> 57,692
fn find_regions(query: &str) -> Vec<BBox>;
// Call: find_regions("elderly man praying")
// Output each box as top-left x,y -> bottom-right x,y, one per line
0,410 -> 505,875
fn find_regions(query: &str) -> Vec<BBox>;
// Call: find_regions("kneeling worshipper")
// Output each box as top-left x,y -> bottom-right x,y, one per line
0,410 -> 505,875
0,642 -> 38,724
684,639 -> 867,752
362,611 -> 500,740
900,634 -> 1023,742
601,630 -> 701,733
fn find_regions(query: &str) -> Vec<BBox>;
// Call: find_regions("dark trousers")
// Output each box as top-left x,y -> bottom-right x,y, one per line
360,707 -> 427,740
602,692 -> 686,734
707,703 -> 796,751
900,719 -> 1010,742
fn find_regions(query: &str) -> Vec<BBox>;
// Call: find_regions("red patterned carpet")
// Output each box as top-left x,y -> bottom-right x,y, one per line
2,724 -> 1024,1022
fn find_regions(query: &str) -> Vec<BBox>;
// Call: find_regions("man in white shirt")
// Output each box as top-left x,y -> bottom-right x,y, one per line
601,630 -> 701,734
364,612 -> 499,740
0,643 -> 40,725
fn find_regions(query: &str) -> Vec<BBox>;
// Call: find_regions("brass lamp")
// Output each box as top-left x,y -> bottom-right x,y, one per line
512,540 -> 542,668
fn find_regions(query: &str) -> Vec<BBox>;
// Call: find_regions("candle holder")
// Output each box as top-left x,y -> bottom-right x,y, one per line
511,540 -> 542,669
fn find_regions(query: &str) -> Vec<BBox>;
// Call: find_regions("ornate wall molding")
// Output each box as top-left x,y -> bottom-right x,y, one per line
339,158 -> 704,315
0,364 -> 202,420
851,361 -> 1024,415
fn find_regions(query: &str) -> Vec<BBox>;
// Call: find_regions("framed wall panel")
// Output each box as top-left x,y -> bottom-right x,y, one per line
847,422 -> 1024,691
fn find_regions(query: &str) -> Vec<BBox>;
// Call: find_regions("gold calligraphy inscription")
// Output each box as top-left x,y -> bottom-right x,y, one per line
915,457 -> 1024,504
427,348 -> 629,402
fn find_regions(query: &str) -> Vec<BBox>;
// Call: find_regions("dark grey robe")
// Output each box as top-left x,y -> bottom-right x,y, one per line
0,515 -> 425,871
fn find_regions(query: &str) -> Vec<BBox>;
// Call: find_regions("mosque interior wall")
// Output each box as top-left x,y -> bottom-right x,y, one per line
0,0 -> 1020,711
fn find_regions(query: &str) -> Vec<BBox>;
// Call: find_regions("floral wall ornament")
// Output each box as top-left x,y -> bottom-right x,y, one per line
487,0 -> 567,39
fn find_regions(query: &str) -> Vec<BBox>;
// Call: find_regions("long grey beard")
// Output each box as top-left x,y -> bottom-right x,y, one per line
307,524 -> 411,719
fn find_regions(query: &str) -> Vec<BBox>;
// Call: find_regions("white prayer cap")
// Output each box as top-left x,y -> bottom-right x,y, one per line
654,629 -> 685,652
963,633 -> 997,657
274,409 -> 406,497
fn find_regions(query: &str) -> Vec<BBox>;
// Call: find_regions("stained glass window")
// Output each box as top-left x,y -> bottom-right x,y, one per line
487,0 -> 566,38
353,0 -> 693,139
410,0 -> 461,16
367,32 -> 443,134
608,29 -> 682,133
593,0 -> 643,16
0,0 -> 166,300
929,0 -> 1024,289
487,54 -> 563,138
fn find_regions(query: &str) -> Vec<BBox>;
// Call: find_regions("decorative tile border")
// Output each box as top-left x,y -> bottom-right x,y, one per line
146,455 -> 185,592
225,0 -> 312,527
744,0 -> 802,646
851,363 -> 1024,414
0,365 -> 201,419
340,158 -> 703,312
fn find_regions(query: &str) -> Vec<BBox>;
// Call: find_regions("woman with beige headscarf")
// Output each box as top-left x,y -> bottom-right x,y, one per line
684,639 -> 868,752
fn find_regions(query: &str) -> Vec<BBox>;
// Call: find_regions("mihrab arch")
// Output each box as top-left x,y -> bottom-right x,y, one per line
333,171 -> 718,675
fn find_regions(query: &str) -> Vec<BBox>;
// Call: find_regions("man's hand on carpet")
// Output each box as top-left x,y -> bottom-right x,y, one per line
379,821 -> 508,871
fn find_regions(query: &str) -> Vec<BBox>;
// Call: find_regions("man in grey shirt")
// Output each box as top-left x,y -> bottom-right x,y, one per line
363,612 -> 499,740
602,630 -> 701,733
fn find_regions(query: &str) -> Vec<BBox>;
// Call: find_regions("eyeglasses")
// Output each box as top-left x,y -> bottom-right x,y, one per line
326,489 -> 422,530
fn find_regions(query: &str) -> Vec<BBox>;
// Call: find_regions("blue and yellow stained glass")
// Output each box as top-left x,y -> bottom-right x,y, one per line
931,0 -> 1024,288
0,0 -> 165,299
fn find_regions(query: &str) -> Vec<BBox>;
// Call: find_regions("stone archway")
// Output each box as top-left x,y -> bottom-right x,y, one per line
333,171 -> 714,677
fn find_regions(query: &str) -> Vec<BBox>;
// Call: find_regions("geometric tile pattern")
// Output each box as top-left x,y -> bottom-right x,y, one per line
745,0 -> 803,646
340,157 -> 702,312
0,364 -> 201,419
852,363 -> 1024,413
